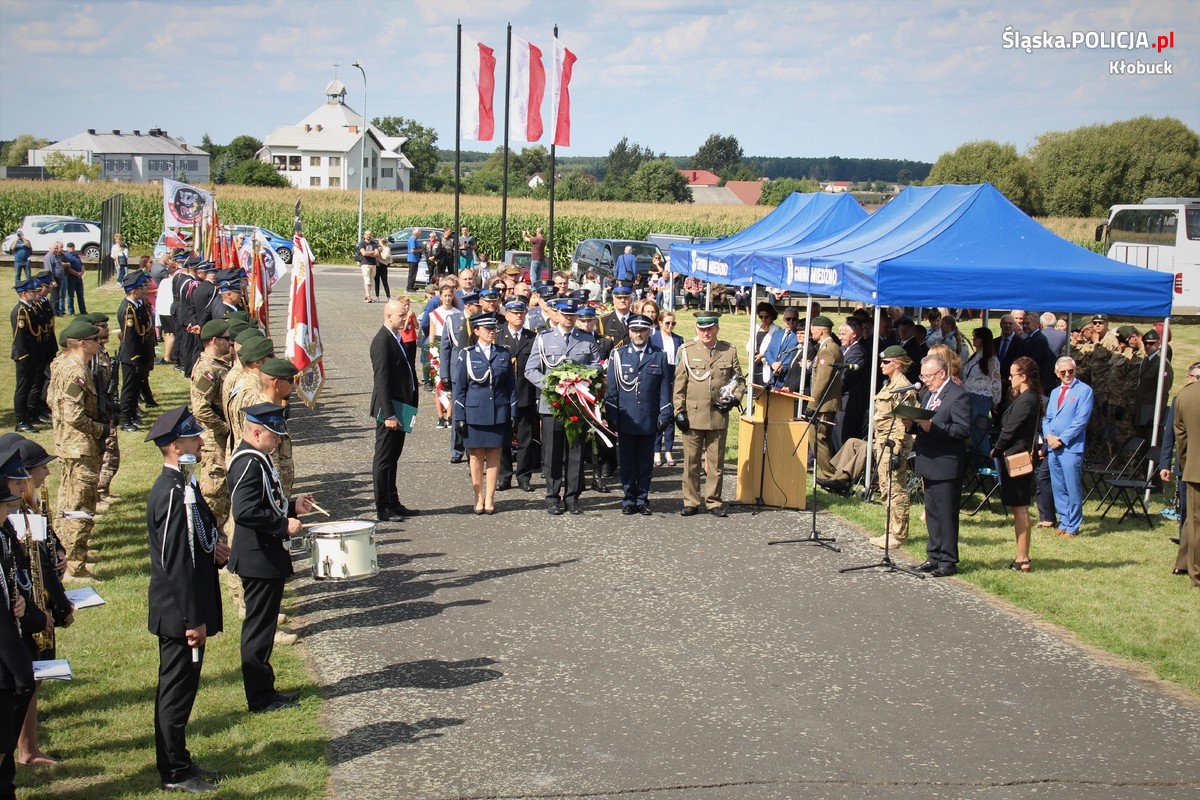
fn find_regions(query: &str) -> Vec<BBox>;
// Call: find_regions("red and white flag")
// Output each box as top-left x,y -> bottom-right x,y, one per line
286,200 -> 324,408
461,33 -> 497,141
552,37 -> 576,147
509,35 -> 545,142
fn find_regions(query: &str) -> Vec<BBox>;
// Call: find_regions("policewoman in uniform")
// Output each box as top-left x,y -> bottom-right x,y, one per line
868,345 -> 919,549
145,406 -> 228,793
673,313 -> 745,517
226,403 -> 313,713
604,314 -> 672,515
453,312 -> 516,514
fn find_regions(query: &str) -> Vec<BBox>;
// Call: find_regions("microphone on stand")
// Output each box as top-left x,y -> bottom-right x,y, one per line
888,381 -> 922,394
829,362 -> 862,371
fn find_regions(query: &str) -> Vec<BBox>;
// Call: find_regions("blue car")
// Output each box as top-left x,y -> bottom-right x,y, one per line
153,225 -> 293,263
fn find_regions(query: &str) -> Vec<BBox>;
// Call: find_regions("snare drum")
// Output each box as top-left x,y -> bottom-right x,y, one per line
309,520 -> 379,581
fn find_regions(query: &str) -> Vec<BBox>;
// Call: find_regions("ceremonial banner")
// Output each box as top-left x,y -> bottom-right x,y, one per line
461,33 -> 497,141
247,242 -> 269,330
162,179 -> 212,229
552,37 -> 577,147
285,200 -> 324,408
509,35 -> 545,142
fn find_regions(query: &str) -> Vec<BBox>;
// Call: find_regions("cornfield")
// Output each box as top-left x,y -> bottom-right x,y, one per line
0,180 -> 1105,264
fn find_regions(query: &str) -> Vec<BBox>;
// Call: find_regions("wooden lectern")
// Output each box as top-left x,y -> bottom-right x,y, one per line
735,388 -> 810,509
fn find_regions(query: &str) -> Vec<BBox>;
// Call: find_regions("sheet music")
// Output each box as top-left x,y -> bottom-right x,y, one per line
6,513 -> 47,542
32,659 -> 73,681
64,587 -> 105,609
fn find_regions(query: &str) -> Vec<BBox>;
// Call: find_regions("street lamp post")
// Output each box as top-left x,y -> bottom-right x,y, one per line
352,60 -> 367,245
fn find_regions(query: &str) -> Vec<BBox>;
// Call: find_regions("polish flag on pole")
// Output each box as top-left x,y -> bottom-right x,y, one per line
552,37 -> 576,147
461,34 -> 497,141
509,35 -> 545,142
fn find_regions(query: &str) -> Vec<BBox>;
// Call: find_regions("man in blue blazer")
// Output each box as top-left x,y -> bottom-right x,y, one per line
908,353 -> 972,576
1042,355 -> 1094,536
605,314 -> 673,514
763,309 -> 801,389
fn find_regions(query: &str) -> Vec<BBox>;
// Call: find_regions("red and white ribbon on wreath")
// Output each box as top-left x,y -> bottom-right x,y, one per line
555,375 -> 615,447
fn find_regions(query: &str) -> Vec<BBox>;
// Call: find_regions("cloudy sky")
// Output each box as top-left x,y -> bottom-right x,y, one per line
1,0 -> 1196,162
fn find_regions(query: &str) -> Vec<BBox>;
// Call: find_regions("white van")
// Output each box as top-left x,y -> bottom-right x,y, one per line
1096,197 -> 1200,313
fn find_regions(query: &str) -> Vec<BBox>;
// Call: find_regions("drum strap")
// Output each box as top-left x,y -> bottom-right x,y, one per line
229,449 -> 288,517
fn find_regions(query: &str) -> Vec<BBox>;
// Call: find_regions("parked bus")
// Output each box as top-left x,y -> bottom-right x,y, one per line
1096,197 -> 1200,313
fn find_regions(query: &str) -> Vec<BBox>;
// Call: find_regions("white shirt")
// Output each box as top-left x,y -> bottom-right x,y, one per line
154,273 -> 176,324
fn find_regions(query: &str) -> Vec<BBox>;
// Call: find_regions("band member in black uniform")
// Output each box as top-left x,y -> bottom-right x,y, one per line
10,280 -> 43,433
171,257 -> 200,373
116,271 -> 155,431
206,281 -> 241,325
0,475 -> 34,800
452,312 -> 515,514
496,299 -> 538,492
144,407 -> 228,793
32,273 -> 57,423
578,306 -> 617,492
227,403 -> 313,713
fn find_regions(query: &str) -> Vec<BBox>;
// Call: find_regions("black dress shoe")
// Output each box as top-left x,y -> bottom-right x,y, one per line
1171,537 -> 1181,545
162,776 -> 218,793
144,400 -> 159,408
709,506 -> 728,518
496,479 -> 512,492
188,764 -> 221,780
622,506 -> 636,515
36,415 -> 52,425
638,505 -> 653,516
376,509 -> 395,522
250,699 -> 298,713
601,465 -> 616,479
1173,568 -> 1189,576
931,565 -> 957,578
518,478 -> 533,492
546,501 -> 563,516
274,690 -> 300,703
915,559 -> 939,572
391,503 -> 419,517
120,422 -> 140,432
15,422 -> 37,434
591,477 -> 610,493
568,500 -> 583,515
680,506 -> 700,517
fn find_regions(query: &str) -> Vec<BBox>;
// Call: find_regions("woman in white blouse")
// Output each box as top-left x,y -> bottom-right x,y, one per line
749,302 -> 783,387
650,311 -> 684,466
962,327 -> 1002,467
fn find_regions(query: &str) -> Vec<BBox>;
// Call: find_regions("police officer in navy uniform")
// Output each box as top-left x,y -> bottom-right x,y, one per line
605,314 -> 673,515
496,299 -> 538,492
226,403 -> 314,713
441,292 -> 480,464
452,312 -> 516,514
144,406 -> 228,793
525,284 -> 556,333
524,297 -> 600,515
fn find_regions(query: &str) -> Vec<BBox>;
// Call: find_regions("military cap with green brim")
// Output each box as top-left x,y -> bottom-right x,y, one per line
881,345 -> 911,361
695,313 -> 721,329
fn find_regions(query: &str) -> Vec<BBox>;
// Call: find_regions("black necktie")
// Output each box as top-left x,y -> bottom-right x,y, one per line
999,337 -> 1009,361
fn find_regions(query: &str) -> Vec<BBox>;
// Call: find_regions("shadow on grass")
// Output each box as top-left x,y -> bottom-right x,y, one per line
325,656 -> 502,698
328,717 -> 467,765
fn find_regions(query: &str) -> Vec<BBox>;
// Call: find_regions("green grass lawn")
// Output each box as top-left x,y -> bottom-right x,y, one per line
0,269 -> 327,799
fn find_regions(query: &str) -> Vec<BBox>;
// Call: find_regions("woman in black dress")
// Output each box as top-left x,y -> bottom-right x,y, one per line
991,356 -> 1043,572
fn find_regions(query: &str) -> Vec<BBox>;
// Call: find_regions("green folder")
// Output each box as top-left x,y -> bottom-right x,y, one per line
375,400 -> 419,432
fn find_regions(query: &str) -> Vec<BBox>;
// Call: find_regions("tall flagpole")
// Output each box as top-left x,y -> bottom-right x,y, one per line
501,23 -> 512,256
454,21 -> 462,249
547,23 -> 558,278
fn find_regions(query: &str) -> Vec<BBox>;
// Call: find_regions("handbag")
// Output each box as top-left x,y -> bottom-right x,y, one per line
1003,399 -> 1040,477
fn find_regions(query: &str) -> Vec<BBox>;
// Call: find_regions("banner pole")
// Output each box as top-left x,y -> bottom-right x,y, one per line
454,21 -> 462,247
501,23 -> 512,256
547,24 -> 558,277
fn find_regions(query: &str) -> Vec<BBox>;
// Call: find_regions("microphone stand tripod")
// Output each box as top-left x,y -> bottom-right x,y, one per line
768,360 -> 843,552
839,437 -> 924,578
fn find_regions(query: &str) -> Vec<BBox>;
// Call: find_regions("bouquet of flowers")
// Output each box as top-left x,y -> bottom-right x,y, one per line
543,360 -> 614,448
423,338 -> 439,386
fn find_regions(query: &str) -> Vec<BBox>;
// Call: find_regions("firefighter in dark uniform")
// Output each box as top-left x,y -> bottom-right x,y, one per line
496,299 -> 539,492
116,271 -> 155,431
226,403 -> 313,713
33,273 -> 57,422
604,314 -> 673,514
11,280 -> 43,433
144,406 -> 228,793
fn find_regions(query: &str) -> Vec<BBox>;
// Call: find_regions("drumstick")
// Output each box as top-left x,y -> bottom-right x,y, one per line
309,501 -> 331,516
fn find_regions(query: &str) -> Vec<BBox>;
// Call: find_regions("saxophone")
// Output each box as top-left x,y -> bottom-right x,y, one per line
22,484 -> 54,652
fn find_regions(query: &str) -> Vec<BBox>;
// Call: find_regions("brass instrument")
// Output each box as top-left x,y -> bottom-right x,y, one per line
22,483 -> 54,652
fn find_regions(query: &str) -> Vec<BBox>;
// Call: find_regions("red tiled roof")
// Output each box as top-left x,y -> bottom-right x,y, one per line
724,180 -> 764,205
679,169 -> 721,186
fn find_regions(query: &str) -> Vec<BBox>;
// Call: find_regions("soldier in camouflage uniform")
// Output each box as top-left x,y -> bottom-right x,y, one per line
50,318 -> 109,578
89,312 -> 122,501
1069,324 -> 1091,388
1082,314 -> 1119,459
190,319 -> 234,528
868,346 -> 919,549
1107,326 -> 1143,449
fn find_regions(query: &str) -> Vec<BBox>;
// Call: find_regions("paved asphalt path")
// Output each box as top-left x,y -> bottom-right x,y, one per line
283,268 -> 1199,800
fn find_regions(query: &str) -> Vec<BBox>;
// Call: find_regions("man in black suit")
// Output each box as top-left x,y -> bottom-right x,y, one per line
1038,312 -> 1069,395
837,319 -> 870,448
996,314 -> 1024,414
496,298 -> 538,492
896,317 -> 925,384
908,354 -> 972,577
145,406 -> 229,793
1020,311 -> 1054,397
599,285 -> 633,344
370,300 -> 419,521
227,402 -> 313,713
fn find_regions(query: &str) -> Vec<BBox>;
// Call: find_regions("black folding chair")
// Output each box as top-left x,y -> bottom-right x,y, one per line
966,463 -> 1006,517
1099,454 -> 1159,528
1083,436 -> 1145,504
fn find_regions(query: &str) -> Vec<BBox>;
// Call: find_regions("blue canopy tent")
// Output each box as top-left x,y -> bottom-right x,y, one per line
669,192 -> 868,286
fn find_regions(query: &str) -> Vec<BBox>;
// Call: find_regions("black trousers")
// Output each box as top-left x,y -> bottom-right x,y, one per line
405,261 -> 420,291
155,634 -> 201,783
500,405 -> 538,484
120,361 -> 140,423
139,360 -> 155,405
373,422 -> 407,514
0,687 -> 14,800
618,433 -> 655,508
542,414 -> 586,502
31,359 -> 50,415
374,264 -> 391,299
240,576 -> 285,710
12,360 -> 35,424
923,477 -> 962,566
